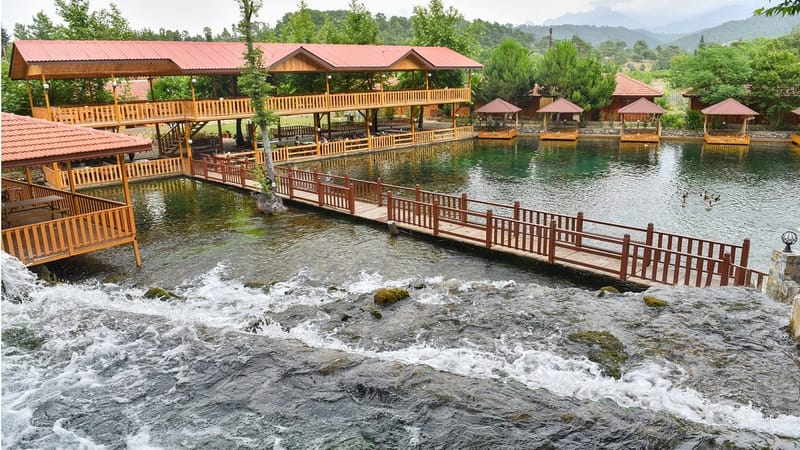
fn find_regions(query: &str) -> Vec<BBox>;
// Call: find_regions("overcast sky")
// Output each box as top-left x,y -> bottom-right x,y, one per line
2,0 -> 766,37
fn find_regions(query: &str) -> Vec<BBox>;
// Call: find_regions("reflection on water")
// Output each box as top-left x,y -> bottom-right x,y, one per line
296,137 -> 799,271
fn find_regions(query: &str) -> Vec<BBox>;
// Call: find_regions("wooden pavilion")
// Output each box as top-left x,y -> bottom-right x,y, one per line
793,107 -> 800,146
617,97 -> 667,143
9,40 -> 482,171
1,112 -> 152,267
474,98 -> 521,139
601,73 -> 663,122
537,98 -> 584,141
700,98 -> 758,145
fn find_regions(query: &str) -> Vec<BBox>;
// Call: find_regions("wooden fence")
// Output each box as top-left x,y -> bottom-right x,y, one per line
42,157 -> 184,189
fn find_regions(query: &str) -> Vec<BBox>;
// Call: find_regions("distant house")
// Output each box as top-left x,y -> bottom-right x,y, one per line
600,73 -> 663,121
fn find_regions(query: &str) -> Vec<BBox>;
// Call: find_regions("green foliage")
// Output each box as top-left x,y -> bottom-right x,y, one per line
150,76 -> 191,100
477,38 -> 535,105
2,326 -> 45,351
670,44 -> 751,104
280,0 -> 317,43
685,109 -> 704,130
745,39 -> 800,128
536,40 -> 616,111
754,0 -> 800,17
341,0 -> 380,44
660,112 -> 685,129
1,57 -> 29,114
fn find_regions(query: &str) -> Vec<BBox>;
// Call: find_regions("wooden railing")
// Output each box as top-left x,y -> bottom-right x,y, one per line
42,157 -> 184,189
1,179 -> 137,266
32,88 -> 472,128
704,132 -> 751,145
267,168 -> 766,289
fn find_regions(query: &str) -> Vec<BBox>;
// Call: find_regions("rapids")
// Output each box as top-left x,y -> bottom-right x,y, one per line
2,250 -> 799,448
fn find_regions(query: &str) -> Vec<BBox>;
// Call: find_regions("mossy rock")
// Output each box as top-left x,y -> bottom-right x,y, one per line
560,412 -> 576,421
568,330 -> 628,379
243,280 -> 269,289
319,357 -> 349,376
373,287 -> 409,306
369,309 -> 383,319
144,287 -> 180,301
2,326 -> 45,351
597,286 -> 620,297
643,295 -> 669,308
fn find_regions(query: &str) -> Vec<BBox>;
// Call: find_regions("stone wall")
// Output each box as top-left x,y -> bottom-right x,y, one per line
766,250 -> 800,303
792,295 -> 800,343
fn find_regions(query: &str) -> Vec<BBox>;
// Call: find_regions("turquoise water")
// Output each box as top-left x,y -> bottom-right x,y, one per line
297,137 -> 800,271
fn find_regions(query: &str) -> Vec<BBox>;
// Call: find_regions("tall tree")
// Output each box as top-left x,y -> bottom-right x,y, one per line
745,39 -> 800,127
341,0 -> 380,45
477,38 -> 534,105
670,44 -> 752,105
535,40 -> 615,112
281,0 -> 317,43
237,0 -> 285,213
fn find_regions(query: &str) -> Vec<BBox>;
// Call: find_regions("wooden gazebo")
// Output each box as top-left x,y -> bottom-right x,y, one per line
700,98 -> 758,145
792,107 -> 800,146
1,112 -> 151,267
618,97 -> 667,143
474,98 -> 521,139
537,98 -> 584,141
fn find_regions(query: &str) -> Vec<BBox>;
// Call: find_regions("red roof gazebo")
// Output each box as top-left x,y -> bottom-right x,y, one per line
474,98 -> 522,139
617,97 -> 667,143
537,98 -> 584,141
700,98 -> 758,145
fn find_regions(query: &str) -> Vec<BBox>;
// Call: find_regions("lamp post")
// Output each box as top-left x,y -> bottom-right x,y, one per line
783,231 -> 798,253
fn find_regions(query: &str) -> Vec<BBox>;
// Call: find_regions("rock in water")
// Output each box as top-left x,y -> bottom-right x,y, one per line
251,191 -> 287,214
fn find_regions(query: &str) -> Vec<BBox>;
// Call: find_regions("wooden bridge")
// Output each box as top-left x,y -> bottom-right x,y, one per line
189,160 -> 766,289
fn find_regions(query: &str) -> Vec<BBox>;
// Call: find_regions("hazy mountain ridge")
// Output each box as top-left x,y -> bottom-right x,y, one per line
518,13 -> 800,49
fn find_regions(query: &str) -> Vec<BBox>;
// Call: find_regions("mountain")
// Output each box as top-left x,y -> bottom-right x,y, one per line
543,7 -> 645,29
517,13 -> 800,50
648,4 -> 763,34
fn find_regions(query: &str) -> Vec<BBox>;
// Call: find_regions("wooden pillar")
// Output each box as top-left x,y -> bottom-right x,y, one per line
217,120 -> 224,153
190,77 -> 198,118
111,74 -> 121,124
314,113 -> 321,156
25,81 -> 34,114
117,153 -> 142,268
41,75 -> 52,121
184,121 -> 193,175
148,77 -> 164,155
66,161 -> 80,214
366,110 -> 372,150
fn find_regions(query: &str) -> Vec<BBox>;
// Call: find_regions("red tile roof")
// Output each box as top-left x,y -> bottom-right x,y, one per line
537,98 -> 584,114
1,113 -> 152,168
613,73 -> 663,97
474,98 -> 521,114
10,40 -> 483,80
700,98 -> 759,116
617,97 -> 667,115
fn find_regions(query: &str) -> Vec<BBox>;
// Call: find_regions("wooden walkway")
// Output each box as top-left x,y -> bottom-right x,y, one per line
190,162 -> 766,289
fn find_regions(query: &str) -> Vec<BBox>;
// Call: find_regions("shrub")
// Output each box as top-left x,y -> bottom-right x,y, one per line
660,112 -> 684,129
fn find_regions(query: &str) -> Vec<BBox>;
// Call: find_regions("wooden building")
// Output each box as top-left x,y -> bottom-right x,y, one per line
1,113 -> 152,267
537,98 -> 584,141
601,73 -> 663,122
618,97 -> 667,143
474,98 -> 521,139
700,98 -> 758,146
9,40 -> 482,166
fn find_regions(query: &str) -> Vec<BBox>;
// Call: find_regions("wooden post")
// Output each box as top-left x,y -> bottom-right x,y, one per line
288,170 -> 295,199
460,193 -> 468,224
433,200 -> 440,236
111,75 -> 121,124
414,184 -> 421,216
41,75 -> 52,121
184,122 -> 193,175
348,182 -> 355,215
720,253 -> 731,286
117,154 -> 142,267
620,234 -> 631,281
25,81 -> 34,114
548,220 -> 556,263
643,223 -> 654,268
575,212 -> 584,247
376,178 -> 383,207
485,209 -> 493,248
513,201 -> 520,237
387,192 -> 394,221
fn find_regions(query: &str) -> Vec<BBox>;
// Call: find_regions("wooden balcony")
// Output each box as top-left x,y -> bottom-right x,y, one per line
31,87 -> 472,128
1,179 -> 139,266
42,157 -> 184,190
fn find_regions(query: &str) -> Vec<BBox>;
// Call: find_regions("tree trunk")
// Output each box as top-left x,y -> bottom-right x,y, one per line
254,122 -> 286,214
236,119 -> 245,147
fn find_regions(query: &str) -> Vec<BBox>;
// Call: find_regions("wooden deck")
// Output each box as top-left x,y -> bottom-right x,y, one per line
620,131 -> 660,143
190,164 -> 765,289
1,180 -> 140,267
539,130 -> 579,141
792,133 -> 800,146
478,128 -> 517,139
704,133 -> 751,145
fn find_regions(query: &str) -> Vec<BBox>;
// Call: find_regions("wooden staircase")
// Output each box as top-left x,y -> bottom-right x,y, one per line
158,121 -> 209,156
